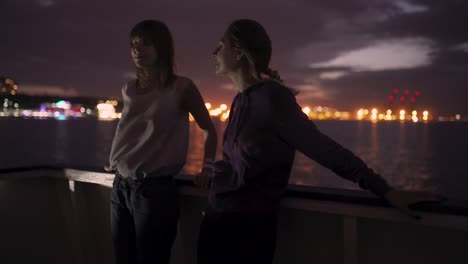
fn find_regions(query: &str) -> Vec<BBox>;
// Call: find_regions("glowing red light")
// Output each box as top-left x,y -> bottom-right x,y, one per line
410,97 -> 416,103
404,89 -> 410,95
415,90 -> 421,96
389,95 -> 395,101
400,96 -> 405,102
393,88 -> 399,94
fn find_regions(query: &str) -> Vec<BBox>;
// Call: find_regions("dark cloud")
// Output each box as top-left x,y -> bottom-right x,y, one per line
0,0 -> 467,115
375,0 -> 468,46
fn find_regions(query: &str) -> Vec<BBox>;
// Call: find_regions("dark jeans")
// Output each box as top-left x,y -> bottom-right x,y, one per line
197,208 -> 277,264
110,174 -> 179,264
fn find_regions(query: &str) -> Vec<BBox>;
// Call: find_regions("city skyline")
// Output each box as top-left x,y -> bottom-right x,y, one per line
1,0 -> 468,116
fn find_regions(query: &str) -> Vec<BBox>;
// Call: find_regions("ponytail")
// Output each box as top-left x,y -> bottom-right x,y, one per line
262,68 -> 283,83
262,68 -> 299,95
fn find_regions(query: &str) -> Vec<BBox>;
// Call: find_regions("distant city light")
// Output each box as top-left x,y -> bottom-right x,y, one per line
97,103 -> 116,119
399,109 -> 406,121
0,87 -> 458,123
106,100 -> 119,107
56,100 -> 71,110
209,109 -> 221,116
221,112 -> 229,122
357,109 -> 364,119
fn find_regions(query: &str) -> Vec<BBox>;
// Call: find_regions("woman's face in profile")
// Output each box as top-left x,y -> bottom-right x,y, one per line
130,36 -> 157,68
212,33 -> 239,76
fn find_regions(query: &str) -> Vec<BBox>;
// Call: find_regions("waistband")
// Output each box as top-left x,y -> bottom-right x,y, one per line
115,171 -> 175,184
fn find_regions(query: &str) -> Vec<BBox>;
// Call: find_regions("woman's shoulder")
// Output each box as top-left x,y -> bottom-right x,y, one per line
252,79 -> 295,102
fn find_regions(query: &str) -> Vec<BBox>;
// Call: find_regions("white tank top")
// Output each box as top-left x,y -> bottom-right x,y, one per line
109,76 -> 190,179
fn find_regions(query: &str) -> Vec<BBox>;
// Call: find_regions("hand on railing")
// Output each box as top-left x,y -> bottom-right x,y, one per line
194,167 -> 212,190
385,189 -> 446,220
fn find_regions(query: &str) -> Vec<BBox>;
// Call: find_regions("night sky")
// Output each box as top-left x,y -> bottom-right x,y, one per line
1,0 -> 467,115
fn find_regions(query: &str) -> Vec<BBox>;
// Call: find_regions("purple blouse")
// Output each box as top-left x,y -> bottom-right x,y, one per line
209,80 -> 392,212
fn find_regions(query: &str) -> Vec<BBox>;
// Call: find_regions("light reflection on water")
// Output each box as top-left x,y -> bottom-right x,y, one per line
1,118 -> 467,200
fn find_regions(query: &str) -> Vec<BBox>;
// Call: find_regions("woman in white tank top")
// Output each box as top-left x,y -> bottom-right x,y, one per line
107,20 -> 217,264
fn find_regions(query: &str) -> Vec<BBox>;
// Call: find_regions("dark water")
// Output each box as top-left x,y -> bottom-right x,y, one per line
1,118 -> 468,200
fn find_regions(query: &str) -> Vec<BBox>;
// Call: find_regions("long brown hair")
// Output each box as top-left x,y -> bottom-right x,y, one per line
130,20 -> 175,88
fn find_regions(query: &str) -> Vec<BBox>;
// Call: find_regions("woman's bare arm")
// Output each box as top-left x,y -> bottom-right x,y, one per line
182,81 -> 218,189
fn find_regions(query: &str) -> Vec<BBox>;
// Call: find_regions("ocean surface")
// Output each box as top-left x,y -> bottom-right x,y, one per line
1,118 -> 468,200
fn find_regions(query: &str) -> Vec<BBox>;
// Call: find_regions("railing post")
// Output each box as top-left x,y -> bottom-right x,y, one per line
343,216 -> 358,264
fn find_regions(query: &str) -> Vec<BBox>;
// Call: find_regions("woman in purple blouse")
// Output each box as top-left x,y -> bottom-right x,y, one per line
197,19 -> 442,264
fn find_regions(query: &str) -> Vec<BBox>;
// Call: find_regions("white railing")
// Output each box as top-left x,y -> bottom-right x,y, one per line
1,167 -> 468,264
